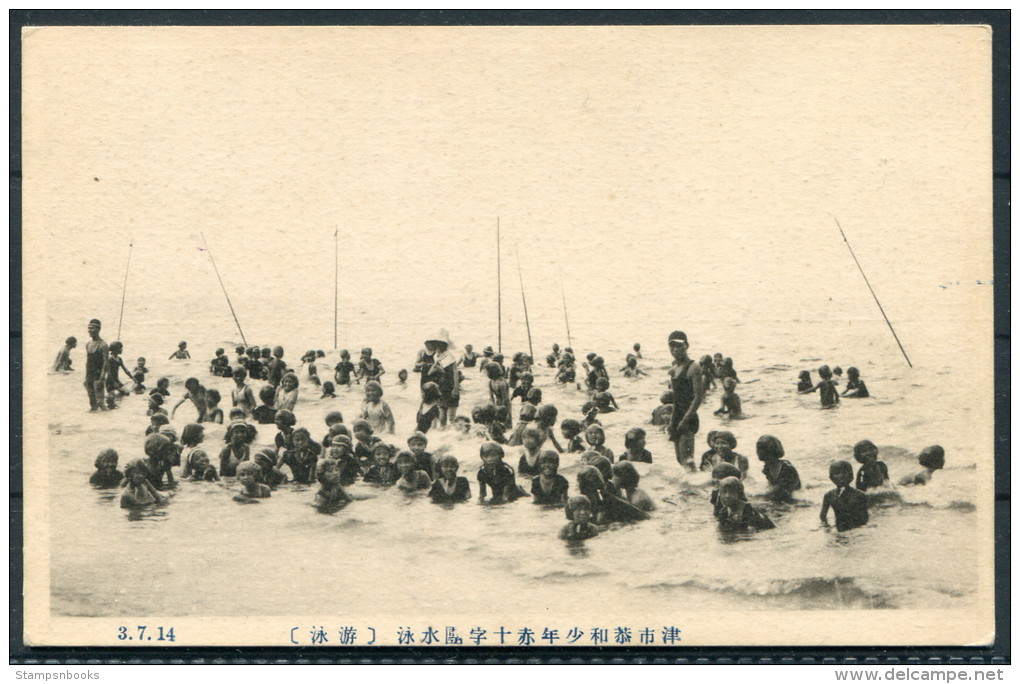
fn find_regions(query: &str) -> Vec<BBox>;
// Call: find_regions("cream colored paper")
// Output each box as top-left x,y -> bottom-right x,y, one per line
22,25 -> 995,647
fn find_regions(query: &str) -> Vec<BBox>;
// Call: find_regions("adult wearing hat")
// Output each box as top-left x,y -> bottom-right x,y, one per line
667,330 -> 704,470
423,329 -> 460,428
84,318 -> 109,412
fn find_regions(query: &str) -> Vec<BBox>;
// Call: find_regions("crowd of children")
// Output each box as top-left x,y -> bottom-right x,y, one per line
70,329 -> 943,543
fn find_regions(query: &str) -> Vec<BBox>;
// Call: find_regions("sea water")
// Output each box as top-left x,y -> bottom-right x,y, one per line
43,290 -> 983,617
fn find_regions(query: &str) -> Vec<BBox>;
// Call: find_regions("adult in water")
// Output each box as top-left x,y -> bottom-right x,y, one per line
423,329 -> 460,428
84,318 -> 110,412
667,330 -> 704,470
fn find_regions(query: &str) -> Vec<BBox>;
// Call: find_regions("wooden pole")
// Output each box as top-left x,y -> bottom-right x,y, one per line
201,232 -> 248,348
334,227 -> 339,350
497,217 -> 502,354
558,263 -> 572,348
116,241 -> 133,341
515,245 -> 534,362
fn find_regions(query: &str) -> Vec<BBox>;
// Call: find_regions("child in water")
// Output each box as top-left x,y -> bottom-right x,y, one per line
415,382 -> 441,434
506,403 -> 538,446
820,460 -> 869,531
800,364 -> 839,408
314,459 -> 352,509
709,462 -> 742,517
429,455 -> 471,504
324,439 -> 360,486
231,367 -> 257,417
699,355 -> 717,391
204,389 -> 224,424
535,404 -> 564,453
274,373 -> 300,413
650,391 -> 674,428
131,372 -> 146,394
321,411 -> 345,449
53,336 -> 76,372
714,477 -> 775,533
251,447 -> 287,487
395,451 -> 432,492
477,442 -> 524,503
612,461 -> 654,512
147,393 -> 166,417
234,462 -> 271,501
797,370 -> 813,393
560,496 -> 599,541
714,378 -> 742,418
171,377 -> 207,422
574,466 -> 611,523
362,442 -> 399,486
307,364 -> 322,388
210,348 -> 231,377
407,432 -> 435,479
321,381 -> 337,399
143,433 -> 176,489
620,427 -> 653,463
397,369 -> 408,386
511,372 -> 534,402
168,341 -> 191,360
150,377 -> 170,398
334,350 -> 356,387
486,364 -> 512,427
273,409 -> 297,454
120,459 -> 167,508
702,431 -> 749,478
145,412 -> 170,436
356,347 -> 385,383
219,421 -> 252,477
517,426 -> 544,477
266,346 -> 288,388
90,449 -> 123,488
179,422 -> 207,479
531,451 -> 569,505
594,377 -> 619,409
252,385 -> 278,425
188,451 -> 220,482
853,439 -> 889,491
104,341 -> 132,407
560,418 -> 586,453
898,445 -> 945,486
280,427 -> 321,484
584,424 -> 615,463
361,381 -> 395,435
842,367 -> 870,398
620,355 -> 647,379
352,419 -> 382,469
757,435 -> 801,501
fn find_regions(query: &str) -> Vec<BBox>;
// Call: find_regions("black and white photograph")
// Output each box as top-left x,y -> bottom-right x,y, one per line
19,21 -> 998,649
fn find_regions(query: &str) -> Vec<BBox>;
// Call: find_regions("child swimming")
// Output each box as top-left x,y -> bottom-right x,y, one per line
230,367 -> 257,417
352,419 -> 382,469
506,403 -> 537,446
407,431 -> 436,479
179,423 -> 207,479
560,495 -> 599,541
168,341 -> 191,360
273,373 -> 300,413
898,445 -> 946,486
517,426 -> 544,477
714,377 -> 742,418
252,385 -> 278,425
149,377 -> 170,398
757,434 -> 801,501
131,371 -> 146,394
852,439 -> 889,491
210,348 -> 231,377
251,447 -> 287,487
415,382 -> 441,433
143,433 -> 176,489
362,442 -> 399,486
219,421 -> 252,477
234,462 -> 271,502
820,460 -> 869,532
171,377 -> 207,422
477,442 -> 525,503
360,381 -> 395,435
709,462 -> 742,517
584,424 -> 615,463
356,347 -> 385,383
797,370 -> 813,393
103,341 -> 132,408
89,448 -> 123,488
842,367 -> 870,398
620,355 -> 647,378
534,404 -> 564,453
266,346 -> 288,388
800,364 -> 839,408
714,477 -> 774,533
560,418 -> 586,453
314,459 -> 352,510
334,349 -> 356,387
531,451 -> 569,505
486,364 -> 512,427
650,391 -> 674,428
428,455 -> 471,504
611,461 -> 655,512
120,459 -> 167,508
620,427 -> 653,463
321,381 -> 337,399
273,409 -> 297,454
204,389 -> 224,424
395,451 -> 432,492
702,431 -> 749,478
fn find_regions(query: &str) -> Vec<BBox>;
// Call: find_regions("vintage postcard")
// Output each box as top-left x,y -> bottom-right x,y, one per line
20,24 -> 997,649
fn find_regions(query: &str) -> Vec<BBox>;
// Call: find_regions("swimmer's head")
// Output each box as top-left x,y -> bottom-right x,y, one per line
407,431 -> 428,452
518,403 -> 538,422
612,460 -> 640,491
148,393 -> 164,407
273,346 -> 284,358
421,382 -> 440,403
149,413 -> 170,428
537,403 -> 558,426
660,390 -> 674,405
232,366 -> 248,381
227,421 -> 249,444
259,385 -> 276,404
560,418 -> 582,438
847,366 -> 860,379
254,447 -> 277,468
178,341 -> 187,349
156,377 -> 169,389
833,366 -> 843,376
143,433 -> 173,460
717,476 -> 746,508
352,419 -> 373,438
364,380 -> 383,401
397,369 -> 408,382
479,441 -> 504,467
339,349 -> 350,359
723,377 -> 737,392
482,346 -> 494,356
538,450 -> 560,475
292,427 -> 311,448
236,462 -> 259,486
492,353 -> 504,364
526,387 -> 543,405
714,431 -> 737,453
395,450 -> 417,474
580,452 -> 613,482
818,364 -> 833,379
94,448 -> 119,470
585,353 -> 597,363
828,460 -> 854,488
522,425 -> 543,449
316,458 -> 342,485
184,377 -> 200,392
235,345 -> 245,355
308,365 -> 318,376
215,348 -> 225,357
918,445 -> 946,470
756,434 -> 784,462
438,454 -> 460,478
205,389 -> 221,406
274,409 -> 296,429
576,466 -> 606,498
595,377 -> 610,392
158,425 -> 178,444
799,370 -> 811,381
519,372 -> 534,385
181,423 -> 204,448
228,408 -> 245,422
465,344 -> 473,352
485,363 -> 504,380
711,462 -> 741,483
66,336 -> 77,347
584,424 -> 606,446
361,347 -> 372,357
322,381 -> 336,395
624,427 -> 646,450
371,441 -> 394,465
280,373 -> 299,391
109,341 -> 124,355
123,458 -> 148,483
853,439 -> 879,464
567,495 -> 593,524
324,411 -> 344,427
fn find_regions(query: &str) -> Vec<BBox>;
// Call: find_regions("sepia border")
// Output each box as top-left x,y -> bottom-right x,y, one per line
9,9 -> 1011,664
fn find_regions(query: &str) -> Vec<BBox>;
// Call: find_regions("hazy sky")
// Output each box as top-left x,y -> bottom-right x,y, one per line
23,25 -> 993,351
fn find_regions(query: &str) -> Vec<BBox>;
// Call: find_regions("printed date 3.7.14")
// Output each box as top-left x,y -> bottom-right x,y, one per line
117,626 -> 176,642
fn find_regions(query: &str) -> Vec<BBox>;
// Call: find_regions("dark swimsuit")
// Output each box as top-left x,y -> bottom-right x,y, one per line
531,474 -> 568,504
669,359 -> 699,440
428,477 -> 471,503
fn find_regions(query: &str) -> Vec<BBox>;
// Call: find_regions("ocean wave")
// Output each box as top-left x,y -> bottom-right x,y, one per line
634,575 -> 893,609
